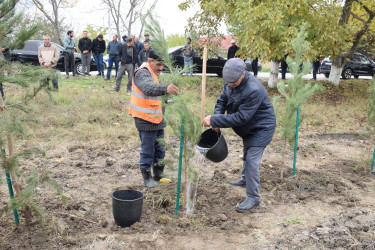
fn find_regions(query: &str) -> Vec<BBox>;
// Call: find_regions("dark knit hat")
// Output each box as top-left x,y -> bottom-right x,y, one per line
148,50 -> 163,62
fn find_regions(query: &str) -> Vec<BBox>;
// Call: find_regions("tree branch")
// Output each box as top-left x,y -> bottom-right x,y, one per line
350,11 -> 366,23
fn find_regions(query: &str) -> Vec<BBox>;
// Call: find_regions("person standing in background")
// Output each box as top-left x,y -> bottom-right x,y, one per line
139,41 -> 150,65
227,39 -> 239,59
251,57 -> 259,77
280,54 -> 289,80
105,34 -> 121,80
38,35 -> 59,89
92,34 -> 106,77
78,30 -> 93,76
113,38 -> 138,92
182,38 -> 195,77
312,56 -> 321,80
63,30 -> 77,78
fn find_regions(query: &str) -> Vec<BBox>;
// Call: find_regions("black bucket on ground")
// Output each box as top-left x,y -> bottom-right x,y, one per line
112,190 -> 144,227
196,129 -> 228,163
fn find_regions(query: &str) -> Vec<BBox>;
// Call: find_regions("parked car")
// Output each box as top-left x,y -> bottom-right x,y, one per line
10,40 -> 97,74
103,54 -> 108,69
320,53 -> 375,79
168,46 -> 261,77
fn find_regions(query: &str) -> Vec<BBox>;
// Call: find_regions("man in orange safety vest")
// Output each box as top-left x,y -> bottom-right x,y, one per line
129,50 -> 179,188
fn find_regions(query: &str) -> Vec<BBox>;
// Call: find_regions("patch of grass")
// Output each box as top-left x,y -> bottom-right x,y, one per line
260,67 -> 271,72
282,217 -> 303,225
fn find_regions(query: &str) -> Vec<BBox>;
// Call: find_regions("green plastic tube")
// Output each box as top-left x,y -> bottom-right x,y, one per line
2,149 -> 19,225
175,118 -> 185,215
293,107 -> 300,177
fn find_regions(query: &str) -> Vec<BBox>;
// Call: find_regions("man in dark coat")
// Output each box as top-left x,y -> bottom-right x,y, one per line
202,58 -> 276,213
78,30 -> 93,75
139,41 -> 150,64
92,34 -> 106,76
113,38 -> 138,92
227,39 -> 239,59
280,54 -> 288,79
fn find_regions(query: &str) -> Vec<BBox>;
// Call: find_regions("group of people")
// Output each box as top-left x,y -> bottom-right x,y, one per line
62,30 -> 152,92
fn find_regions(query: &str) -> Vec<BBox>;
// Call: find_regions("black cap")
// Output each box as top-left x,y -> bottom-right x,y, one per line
144,34 -> 149,36
148,50 -> 163,62
97,34 -> 103,38
122,35 -> 128,40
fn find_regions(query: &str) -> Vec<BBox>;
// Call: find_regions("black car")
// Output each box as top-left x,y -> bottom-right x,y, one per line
320,53 -> 375,79
11,40 -> 97,74
168,46 -> 261,77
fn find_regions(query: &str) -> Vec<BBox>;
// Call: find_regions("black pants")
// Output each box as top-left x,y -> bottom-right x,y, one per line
0,82 -> 3,98
44,67 -> 58,89
64,52 -> 76,75
251,59 -> 258,76
312,61 -> 321,80
281,61 -> 288,79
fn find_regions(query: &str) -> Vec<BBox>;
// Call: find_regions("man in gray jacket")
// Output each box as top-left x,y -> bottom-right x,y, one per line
63,30 -> 77,78
113,38 -> 138,92
202,58 -> 276,213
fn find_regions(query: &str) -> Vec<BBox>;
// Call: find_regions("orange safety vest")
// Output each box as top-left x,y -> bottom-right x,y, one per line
129,64 -> 163,124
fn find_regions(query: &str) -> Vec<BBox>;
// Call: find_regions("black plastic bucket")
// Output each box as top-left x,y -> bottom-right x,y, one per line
112,190 -> 144,227
196,129 -> 228,163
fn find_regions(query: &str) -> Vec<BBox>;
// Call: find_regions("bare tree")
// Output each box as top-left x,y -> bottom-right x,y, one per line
102,0 -> 158,39
30,0 -> 76,45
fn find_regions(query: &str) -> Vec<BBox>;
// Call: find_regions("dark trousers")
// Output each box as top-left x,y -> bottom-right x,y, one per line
93,53 -> 104,74
281,61 -> 288,79
44,67 -> 58,89
241,146 -> 266,201
138,129 -> 165,170
251,59 -> 258,76
0,82 -> 4,98
106,55 -> 119,79
312,61 -> 321,80
64,52 -> 75,75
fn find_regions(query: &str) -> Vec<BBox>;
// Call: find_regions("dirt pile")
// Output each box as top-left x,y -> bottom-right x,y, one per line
276,210 -> 375,249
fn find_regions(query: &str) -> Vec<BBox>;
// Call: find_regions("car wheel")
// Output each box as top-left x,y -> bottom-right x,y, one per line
354,75 -> 359,79
174,64 -> 183,73
342,68 -> 352,79
324,73 -> 329,78
75,61 -> 83,75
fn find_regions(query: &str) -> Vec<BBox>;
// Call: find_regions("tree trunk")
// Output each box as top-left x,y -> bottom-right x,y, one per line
329,55 -> 345,86
268,60 -> 280,88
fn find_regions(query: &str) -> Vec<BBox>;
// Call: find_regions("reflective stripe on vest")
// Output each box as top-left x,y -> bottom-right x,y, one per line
129,64 -> 163,124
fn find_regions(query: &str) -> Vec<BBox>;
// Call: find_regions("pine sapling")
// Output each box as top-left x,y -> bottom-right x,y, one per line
275,25 -> 324,178
143,12 -> 203,212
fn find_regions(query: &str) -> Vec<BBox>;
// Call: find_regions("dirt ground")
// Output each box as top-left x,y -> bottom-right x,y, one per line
1,128 -> 375,249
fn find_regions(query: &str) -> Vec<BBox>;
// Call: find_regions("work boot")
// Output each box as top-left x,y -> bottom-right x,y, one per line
141,169 -> 158,188
229,178 -> 246,187
153,163 -> 172,183
236,198 -> 260,213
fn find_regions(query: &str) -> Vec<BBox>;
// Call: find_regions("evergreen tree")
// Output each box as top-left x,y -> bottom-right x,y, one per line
1,0 -> 65,224
142,12 -> 203,212
274,25 -> 324,178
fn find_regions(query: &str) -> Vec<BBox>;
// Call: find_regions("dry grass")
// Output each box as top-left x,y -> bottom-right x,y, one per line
4,76 -> 372,157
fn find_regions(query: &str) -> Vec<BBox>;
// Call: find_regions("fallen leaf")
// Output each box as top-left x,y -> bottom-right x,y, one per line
56,158 -> 62,162
269,164 -> 273,168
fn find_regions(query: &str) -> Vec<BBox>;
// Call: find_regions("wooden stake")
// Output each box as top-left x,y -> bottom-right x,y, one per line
201,47 -> 208,129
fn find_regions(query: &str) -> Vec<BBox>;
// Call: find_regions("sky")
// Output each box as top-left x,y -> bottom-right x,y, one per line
24,0 -> 225,40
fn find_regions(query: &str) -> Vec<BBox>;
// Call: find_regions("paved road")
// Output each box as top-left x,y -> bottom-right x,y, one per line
62,70 -> 373,81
